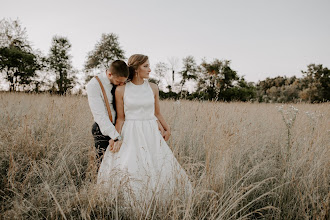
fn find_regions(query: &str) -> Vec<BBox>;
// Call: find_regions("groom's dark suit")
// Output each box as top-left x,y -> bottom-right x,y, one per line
91,85 -> 117,163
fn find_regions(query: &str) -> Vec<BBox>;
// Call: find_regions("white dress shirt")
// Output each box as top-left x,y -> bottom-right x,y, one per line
86,72 -> 119,140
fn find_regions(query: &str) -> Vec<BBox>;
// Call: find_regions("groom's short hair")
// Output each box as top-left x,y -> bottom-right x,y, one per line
109,60 -> 129,78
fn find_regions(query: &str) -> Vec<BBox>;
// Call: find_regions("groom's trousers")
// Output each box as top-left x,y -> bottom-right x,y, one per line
92,122 -> 111,165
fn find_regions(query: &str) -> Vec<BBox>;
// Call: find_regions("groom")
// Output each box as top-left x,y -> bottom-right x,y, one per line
86,60 -> 129,166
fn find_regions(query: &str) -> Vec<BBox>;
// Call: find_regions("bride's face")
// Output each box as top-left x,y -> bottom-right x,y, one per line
136,60 -> 151,79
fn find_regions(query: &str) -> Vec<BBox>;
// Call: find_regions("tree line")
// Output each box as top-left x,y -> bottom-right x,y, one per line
0,18 -> 329,102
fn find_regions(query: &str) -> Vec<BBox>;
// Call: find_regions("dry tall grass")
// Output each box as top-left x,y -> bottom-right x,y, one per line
0,92 -> 329,219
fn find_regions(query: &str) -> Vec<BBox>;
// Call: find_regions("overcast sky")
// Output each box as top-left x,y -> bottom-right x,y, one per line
1,0 -> 330,83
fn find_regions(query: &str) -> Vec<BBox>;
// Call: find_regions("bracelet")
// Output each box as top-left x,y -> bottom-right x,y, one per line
114,135 -> 122,142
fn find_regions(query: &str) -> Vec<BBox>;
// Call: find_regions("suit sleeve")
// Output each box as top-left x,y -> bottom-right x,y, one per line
86,79 -> 120,140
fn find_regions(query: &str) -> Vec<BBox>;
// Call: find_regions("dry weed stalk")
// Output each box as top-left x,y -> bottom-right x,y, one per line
0,93 -> 329,219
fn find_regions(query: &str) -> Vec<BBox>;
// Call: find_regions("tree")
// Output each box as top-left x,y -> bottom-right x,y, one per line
154,62 -> 170,90
0,18 -> 29,48
197,59 -> 239,100
48,36 -> 76,95
84,33 -> 125,74
300,64 -> 330,102
0,46 -> 42,91
179,56 -> 197,93
233,77 -> 256,101
256,76 -> 301,103
0,18 -> 42,91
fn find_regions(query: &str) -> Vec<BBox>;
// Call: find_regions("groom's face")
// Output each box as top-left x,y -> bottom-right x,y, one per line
107,71 -> 127,86
111,76 -> 127,86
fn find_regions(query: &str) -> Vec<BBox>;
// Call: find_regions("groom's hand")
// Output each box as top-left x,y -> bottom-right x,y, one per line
109,139 -> 115,151
111,141 -> 123,153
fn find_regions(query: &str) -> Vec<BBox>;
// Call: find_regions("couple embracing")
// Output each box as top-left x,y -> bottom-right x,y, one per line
86,54 -> 192,202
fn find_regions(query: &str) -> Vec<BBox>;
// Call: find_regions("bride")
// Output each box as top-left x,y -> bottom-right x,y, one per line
97,54 -> 192,203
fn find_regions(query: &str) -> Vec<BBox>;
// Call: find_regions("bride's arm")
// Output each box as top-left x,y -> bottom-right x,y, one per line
110,85 -> 126,153
115,85 -> 125,134
150,83 -> 171,141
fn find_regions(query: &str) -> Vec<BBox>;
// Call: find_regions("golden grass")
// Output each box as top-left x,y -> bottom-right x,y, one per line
0,92 -> 329,219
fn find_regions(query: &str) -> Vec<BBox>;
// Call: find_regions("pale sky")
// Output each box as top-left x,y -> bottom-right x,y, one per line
1,0 -> 330,84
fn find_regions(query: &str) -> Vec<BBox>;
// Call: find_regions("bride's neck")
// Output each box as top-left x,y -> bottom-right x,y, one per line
131,76 -> 144,85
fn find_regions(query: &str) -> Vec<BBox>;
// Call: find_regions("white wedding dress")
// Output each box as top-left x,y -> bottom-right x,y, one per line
97,80 -> 192,203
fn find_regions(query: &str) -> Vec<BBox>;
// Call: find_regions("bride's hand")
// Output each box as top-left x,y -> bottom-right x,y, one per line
157,120 -> 165,136
110,140 -> 123,153
163,130 -> 171,141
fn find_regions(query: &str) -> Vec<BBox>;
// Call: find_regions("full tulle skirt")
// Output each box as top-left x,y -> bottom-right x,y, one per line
97,119 -> 192,206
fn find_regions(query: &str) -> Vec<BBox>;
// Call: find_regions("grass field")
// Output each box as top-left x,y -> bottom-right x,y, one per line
0,92 -> 329,219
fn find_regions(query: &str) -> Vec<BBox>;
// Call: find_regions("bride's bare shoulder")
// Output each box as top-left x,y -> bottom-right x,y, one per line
115,84 -> 126,96
148,82 -> 159,91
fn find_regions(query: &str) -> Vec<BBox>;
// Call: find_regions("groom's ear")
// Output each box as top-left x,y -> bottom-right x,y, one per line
106,70 -> 112,77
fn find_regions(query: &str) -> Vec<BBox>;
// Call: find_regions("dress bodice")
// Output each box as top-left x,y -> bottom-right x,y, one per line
124,80 -> 156,120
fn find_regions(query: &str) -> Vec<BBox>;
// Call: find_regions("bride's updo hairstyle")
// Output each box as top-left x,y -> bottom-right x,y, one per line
127,54 -> 148,81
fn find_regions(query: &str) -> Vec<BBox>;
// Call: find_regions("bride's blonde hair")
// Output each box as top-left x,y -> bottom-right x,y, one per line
127,54 -> 149,81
